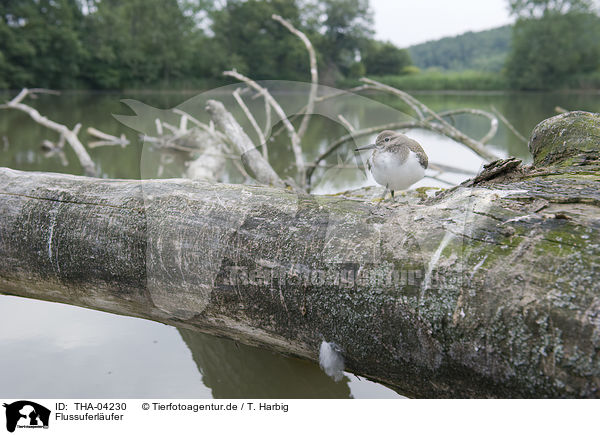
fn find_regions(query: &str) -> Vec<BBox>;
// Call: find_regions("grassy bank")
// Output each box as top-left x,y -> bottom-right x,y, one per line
4,70 -> 598,93
340,69 -> 600,92
340,70 -> 509,91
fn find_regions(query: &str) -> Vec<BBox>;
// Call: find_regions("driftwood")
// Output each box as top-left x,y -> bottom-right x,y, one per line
206,100 -> 285,187
2,81 -> 506,190
223,69 -> 307,186
0,88 -> 97,176
1,111 -> 599,398
271,14 -> 318,140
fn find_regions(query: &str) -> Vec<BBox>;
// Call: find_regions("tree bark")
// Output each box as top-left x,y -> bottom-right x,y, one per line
1,112 -> 599,398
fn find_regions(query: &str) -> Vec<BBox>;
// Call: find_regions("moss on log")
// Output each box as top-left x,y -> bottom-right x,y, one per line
0,112 -> 599,398
529,111 -> 600,167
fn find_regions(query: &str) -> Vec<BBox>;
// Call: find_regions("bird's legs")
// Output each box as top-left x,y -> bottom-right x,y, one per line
380,187 -> 389,202
378,187 -> 393,202
376,187 -> 396,203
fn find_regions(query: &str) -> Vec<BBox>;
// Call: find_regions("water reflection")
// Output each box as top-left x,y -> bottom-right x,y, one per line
178,328 -> 353,399
0,295 -> 401,398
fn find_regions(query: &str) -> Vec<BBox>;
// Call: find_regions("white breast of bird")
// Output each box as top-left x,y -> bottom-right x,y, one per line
370,150 -> 425,191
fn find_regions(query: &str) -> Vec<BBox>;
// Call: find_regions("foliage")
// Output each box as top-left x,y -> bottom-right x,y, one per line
211,0 -> 308,81
301,0 -> 374,78
1,0 -> 599,91
401,65 -> 421,75
362,40 -> 412,76
508,0 -> 596,17
0,0 -> 85,88
80,0 -> 197,88
505,6 -> 600,90
408,25 -> 512,72
348,61 -> 366,77
567,70 -> 600,89
0,0 -> 383,89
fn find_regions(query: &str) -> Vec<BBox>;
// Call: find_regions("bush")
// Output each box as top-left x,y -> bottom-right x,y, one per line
401,65 -> 421,75
362,40 -> 412,76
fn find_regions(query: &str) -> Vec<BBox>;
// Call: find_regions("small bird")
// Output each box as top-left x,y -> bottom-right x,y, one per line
355,130 -> 428,199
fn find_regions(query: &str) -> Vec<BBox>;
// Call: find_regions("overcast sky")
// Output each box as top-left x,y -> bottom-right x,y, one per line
371,0 -> 515,47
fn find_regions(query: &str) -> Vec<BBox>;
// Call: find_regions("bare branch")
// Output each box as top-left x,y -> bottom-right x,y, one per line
41,139 -> 69,166
337,114 -> 357,133
87,127 -> 129,148
155,118 -> 163,136
171,108 -> 250,179
262,92 -> 272,139
179,113 -> 188,132
172,109 -> 227,142
1,88 -> 97,176
161,121 -> 180,135
359,78 -> 499,162
555,106 -> 568,114
272,14 -> 318,140
206,99 -> 285,188
269,84 -> 370,140
437,108 -> 498,144
491,106 -> 528,144
224,69 -> 306,186
232,88 -> 268,160
359,77 -> 425,120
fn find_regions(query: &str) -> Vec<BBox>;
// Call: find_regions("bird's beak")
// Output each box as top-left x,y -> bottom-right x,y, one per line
354,143 -> 376,151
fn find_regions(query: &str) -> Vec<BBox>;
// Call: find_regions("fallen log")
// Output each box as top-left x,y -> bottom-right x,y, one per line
1,111 -> 599,398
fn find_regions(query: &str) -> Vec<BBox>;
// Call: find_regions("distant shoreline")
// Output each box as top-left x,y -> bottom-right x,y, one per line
1,74 -> 599,95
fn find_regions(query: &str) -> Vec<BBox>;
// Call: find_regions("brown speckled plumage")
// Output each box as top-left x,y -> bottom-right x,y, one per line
371,130 -> 428,169
356,130 -> 429,197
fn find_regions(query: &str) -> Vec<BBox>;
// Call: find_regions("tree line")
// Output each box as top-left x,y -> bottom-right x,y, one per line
505,0 -> 600,89
0,0 -> 599,91
410,0 -> 600,90
409,26 -> 512,73
0,0 -> 412,90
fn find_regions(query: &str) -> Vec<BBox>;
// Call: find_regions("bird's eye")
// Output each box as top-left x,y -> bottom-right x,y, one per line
384,137 -> 390,142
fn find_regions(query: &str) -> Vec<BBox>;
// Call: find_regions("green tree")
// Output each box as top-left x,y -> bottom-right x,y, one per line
301,0 -> 374,80
362,40 -> 412,75
210,0 -> 309,81
508,0 -> 595,17
0,0 -> 85,88
408,26 -> 512,72
0,0 -> 380,89
504,0 -> 600,89
81,0 -> 195,88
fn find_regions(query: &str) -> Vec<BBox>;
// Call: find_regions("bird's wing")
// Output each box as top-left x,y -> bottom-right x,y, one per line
406,139 -> 428,169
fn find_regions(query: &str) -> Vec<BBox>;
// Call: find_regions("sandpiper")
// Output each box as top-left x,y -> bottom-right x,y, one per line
355,130 -> 428,198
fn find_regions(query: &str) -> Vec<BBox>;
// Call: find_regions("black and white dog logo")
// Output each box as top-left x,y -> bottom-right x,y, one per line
3,401 -> 50,433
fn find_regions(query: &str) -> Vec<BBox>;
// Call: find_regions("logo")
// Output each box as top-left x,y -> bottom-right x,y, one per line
3,401 -> 50,433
